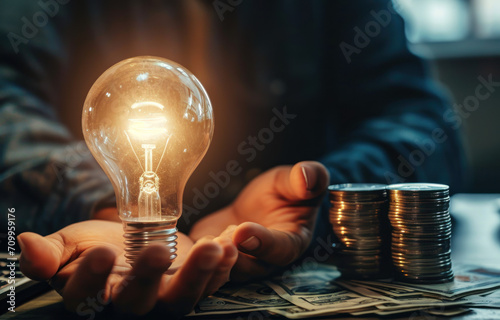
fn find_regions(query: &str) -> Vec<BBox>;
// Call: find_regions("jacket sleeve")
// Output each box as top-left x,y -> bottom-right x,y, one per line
312,0 -> 465,248
0,1 -> 115,236
321,0 -> 464,189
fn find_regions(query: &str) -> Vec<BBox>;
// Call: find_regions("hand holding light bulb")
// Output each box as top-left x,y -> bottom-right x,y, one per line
18,56 -> 239,317
18,220 -> 238,317
18,161 -> 328,317
18,55 -> 329,317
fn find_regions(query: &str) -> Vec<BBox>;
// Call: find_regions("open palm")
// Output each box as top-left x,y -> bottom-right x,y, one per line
19,220 -> 237,318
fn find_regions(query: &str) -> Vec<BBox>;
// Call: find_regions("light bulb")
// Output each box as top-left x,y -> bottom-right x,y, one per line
82,56 -> 214,264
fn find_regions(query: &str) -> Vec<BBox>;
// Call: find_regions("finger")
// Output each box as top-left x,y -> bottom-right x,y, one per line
62,247 -> 116,311
158,240 -> 223,317
19,221 -> 124,281
18,232 -> 63,281
112,244 -> 172,315
230,253 -> 274,282
203,235 -> 238,295
220,225 -> 237,238
233,222 -> 307,266
275,161 -> 330,201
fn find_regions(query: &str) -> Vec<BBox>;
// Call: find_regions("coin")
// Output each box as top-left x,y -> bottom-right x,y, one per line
329,183 -> 390,279
387,183 -> 453,284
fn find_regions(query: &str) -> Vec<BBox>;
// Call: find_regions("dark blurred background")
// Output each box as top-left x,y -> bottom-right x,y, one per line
396,0 -> 500,193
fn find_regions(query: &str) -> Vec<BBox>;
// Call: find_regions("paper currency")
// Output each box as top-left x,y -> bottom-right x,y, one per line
265,263 -> 386,311
347,279 -> 422,297
189,263 -> 500,318
352,264 -> 500,299
188,297 -> 273,316
464,295 -> 500,308
213,282 -> 292,307
187,282 -> 292,316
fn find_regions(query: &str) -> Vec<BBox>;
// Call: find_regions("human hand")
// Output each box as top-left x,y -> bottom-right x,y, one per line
18,220 -> 237,318
190,161 -> 329,281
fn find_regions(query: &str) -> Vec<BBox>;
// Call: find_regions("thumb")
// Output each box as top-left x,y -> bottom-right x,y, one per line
274,161 -> 329,201
18,232 -> 63,281
233,222 -> 305,266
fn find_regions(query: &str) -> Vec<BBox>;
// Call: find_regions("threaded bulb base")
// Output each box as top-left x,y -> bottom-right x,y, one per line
123,220 -> 178,265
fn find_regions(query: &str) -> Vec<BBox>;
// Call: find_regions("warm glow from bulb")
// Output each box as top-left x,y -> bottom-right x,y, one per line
127,101 -> 168,140
127,117 -> 168,140
82,56 -> 214,263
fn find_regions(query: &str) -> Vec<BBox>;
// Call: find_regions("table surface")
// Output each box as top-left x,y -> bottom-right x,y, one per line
3,193 -> 500,320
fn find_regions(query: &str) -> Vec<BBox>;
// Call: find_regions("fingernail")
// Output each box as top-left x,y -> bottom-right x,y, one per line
221,225 -> 237,237
239,236 -> 260,251
224,225 -> 237,234
199,235 -> 215,242
301,166 -> 311,190
17,235 -> 26,253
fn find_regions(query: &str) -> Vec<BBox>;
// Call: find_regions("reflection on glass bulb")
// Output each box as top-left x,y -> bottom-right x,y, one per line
82,56 -> 214,264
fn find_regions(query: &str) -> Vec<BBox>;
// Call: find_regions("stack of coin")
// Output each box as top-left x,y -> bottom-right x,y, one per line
328,183 -> 390,279
387,183 -> 453,284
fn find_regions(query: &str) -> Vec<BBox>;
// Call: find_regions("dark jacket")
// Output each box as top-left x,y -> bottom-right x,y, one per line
0,0 -> 464,236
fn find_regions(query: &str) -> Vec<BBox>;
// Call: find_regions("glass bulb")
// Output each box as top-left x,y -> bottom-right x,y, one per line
82,56 -> 214,264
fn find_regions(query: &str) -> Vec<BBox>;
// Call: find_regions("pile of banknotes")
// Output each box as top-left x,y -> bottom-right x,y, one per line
188,263 -> 500,318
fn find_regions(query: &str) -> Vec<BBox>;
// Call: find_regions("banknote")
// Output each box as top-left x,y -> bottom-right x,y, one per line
213,282 -> 292,307
270,303 -> 471,318
265,264 -> 387,311
335,279 -> 400,301
353,264 -> 500,299
189,263 -> 500,318
351,306 -> 471,316
351,306 -> 432,316
269,305 -> 364,319
188,296 -> 272,316
375,296 -> 470,311
463,295 -> 500,308
348,279 -> 422,297
336,280 -> 472,315
426,307 -> 472,316
187,280 -> 293,316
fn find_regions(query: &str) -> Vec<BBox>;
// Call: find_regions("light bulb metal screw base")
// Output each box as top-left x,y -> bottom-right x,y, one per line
123,220 -> 178,265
